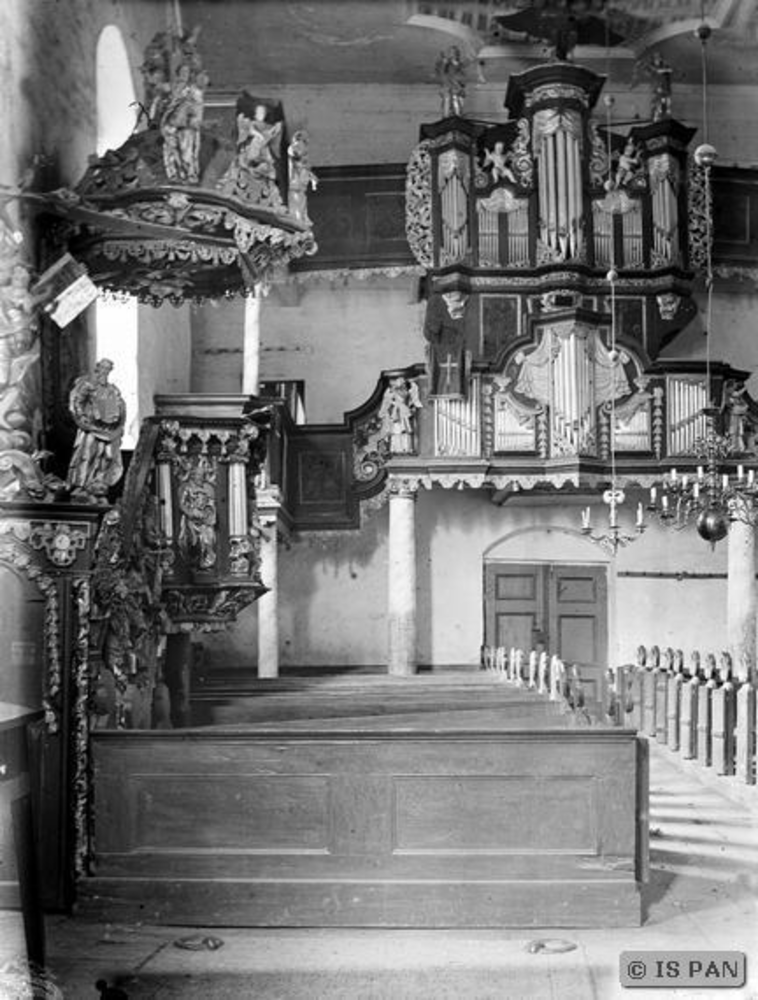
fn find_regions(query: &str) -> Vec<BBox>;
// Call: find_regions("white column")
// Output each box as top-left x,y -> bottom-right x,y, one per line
387,480 -> 418,676
242,289 -> 262,395
727,504 -> 757,681
257,514 -> 279,677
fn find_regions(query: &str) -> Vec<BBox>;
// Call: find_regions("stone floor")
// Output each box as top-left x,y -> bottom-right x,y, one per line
1,741 -> 757,999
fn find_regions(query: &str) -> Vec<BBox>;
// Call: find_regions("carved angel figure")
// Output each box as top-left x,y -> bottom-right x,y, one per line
287,130 -> 318,224
435,46 -> 467,117
217,99 -> 283,208
67,358 -> 126,502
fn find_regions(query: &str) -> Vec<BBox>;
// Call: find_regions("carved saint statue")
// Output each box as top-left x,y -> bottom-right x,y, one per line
67,358 -> 126,502
379,377 -> 423,455
177,457 -> 218,570
287,130 -> 318,224
160,63 -> 207,183
435,46 -> 467,118
633,50 -> 673,123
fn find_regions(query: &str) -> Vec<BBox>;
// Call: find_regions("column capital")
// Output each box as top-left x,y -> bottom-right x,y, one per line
388,475 -> 419,500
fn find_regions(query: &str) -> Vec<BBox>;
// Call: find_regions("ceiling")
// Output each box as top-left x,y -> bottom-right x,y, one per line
178,0 -> 758,90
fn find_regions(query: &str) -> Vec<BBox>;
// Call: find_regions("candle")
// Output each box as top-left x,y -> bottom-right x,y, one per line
662,495 -> 669,511
650,486 -> 657,503
693,482 -> 700,499
581,506 -> 591,529
697,466 -> 704,481
738,465 -> 745,481
749,470 -> 755,487
682,474 -> 688,489
670,468 -> 677,483
723,474 -> 729,490
636,502 -> 644,527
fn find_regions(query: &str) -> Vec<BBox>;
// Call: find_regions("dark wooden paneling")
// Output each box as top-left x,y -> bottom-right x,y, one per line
287,430 -> 359,530
713,166 -> 758,266
290,165 -> 414,272
85,727 -> 646,927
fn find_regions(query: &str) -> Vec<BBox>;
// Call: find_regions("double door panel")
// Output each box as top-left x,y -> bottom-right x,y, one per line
484,562 -> 607,670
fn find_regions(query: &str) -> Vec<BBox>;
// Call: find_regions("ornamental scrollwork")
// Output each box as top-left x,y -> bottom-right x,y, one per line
509,119 -> 534,189
0,531 -> 61,731
588,122 -> 611,188
71,576 -> 91,875
405,140 -> 434,269
687,158 -> 711,275
525,84 -> 589,109
28,521 -> 89,567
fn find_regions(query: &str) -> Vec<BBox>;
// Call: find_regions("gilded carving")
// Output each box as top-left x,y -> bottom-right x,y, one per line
588,123 -> 611,188
29,521 -> 89,567
687,158 -> 711,275
509,119 -> 534,189
656,292 -> 681,320
525,84 -> 589,108
71,576 -> 91,875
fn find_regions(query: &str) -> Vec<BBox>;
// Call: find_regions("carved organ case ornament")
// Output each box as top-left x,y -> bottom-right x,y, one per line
499,313 -> 649,459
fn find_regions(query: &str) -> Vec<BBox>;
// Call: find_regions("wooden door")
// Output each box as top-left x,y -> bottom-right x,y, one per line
484,561 -> 607,676
548,565 -> 608,706
484,563 -> 546,653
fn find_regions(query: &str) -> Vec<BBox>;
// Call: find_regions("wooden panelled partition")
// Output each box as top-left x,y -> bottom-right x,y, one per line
83,725 -> 647,927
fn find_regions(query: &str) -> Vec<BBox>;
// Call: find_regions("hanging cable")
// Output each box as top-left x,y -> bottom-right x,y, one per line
693,8 -> 716,403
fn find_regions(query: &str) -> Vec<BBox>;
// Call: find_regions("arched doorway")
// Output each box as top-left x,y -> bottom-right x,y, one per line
483,561 -> 608,666
483,526 -> 611,703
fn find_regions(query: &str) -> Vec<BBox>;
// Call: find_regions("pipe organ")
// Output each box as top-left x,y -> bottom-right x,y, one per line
434,378 -> 482,456
667,376 -> 709,455
393,59 -> 755,491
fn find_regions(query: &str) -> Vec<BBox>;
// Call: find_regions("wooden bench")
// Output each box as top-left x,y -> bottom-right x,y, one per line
82,718 -> 648,928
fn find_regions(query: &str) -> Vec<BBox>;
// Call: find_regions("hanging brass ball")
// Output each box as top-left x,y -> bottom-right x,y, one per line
606,267 -> 618,283
694,23 -> 712,42
608,348 -> 620,363
694,143 -> 718,167
603,94 -> 615,108
696,507 -> 729,544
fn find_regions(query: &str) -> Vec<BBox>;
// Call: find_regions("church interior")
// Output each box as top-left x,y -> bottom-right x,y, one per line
1,0 -> 758,996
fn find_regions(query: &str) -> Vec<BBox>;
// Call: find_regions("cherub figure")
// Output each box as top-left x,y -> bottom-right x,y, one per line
483,141 -> 516,184
614,138 -> 641,189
